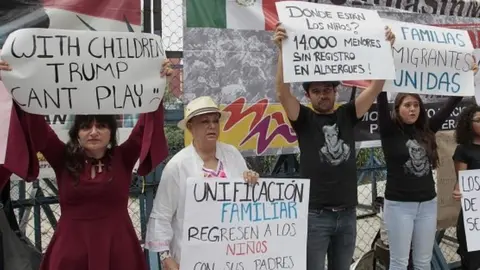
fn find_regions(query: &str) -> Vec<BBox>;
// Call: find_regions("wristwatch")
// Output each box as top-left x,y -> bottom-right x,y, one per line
159,250 -> 171,261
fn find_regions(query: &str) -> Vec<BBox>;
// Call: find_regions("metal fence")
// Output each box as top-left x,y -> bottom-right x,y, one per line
6,142 -> 461,269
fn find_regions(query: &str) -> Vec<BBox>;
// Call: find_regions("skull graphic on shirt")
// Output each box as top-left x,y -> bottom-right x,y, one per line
319,123 -> 351,166
404,139 -> 431,177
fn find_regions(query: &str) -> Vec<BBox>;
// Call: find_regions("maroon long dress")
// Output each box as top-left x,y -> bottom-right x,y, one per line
0,104 -> 168,270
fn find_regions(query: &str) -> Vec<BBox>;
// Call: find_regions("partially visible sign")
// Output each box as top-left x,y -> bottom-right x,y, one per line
276,1 -> 395,83
0,28 -> 166,115
459,169 -> 480,252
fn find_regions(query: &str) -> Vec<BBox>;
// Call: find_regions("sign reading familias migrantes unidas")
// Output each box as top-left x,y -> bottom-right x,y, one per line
276,1 -> 396,83
384,19 -> 475,97
0,28 -> 166,115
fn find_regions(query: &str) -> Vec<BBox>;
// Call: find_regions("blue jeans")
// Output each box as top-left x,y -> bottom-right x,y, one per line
307,208 -> 356,270
383,198 -> 437,270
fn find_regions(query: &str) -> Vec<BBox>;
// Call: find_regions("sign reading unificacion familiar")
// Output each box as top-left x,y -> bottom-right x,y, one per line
384,19 -> 475,97
0,28 -> 166,115
459,169 -> 480,252
276,1 -> 396,83
180,177 -> 310,270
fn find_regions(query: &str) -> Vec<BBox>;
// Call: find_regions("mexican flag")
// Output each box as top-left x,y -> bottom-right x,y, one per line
186,0 -> 281,31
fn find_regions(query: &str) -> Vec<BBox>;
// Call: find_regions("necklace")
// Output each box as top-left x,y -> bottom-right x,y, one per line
87,159 -> 105,179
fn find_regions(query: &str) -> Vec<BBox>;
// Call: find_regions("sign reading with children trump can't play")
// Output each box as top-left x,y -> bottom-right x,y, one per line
0,28 -> 167,115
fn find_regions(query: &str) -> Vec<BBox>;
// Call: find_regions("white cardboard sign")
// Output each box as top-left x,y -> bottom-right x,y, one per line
180,177 -> 310,270
458,169 -> 480,252
384,19 -> 475,96
276,1 -> 396,83
0,28 -> 166,115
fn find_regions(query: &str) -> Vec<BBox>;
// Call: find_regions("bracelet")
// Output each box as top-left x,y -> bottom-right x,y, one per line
159,251 -> 171,261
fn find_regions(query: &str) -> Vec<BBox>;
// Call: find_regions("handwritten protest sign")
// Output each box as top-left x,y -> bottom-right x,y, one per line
384,19 -> 475,96
181,177 -> 310,270
0,82 -> 12,164
0,28 -> 166,115
459,169 -> 480,252
275,1 -> 395,83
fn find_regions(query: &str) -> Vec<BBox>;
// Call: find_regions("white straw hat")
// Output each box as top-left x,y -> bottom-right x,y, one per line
177,96 -> 231,130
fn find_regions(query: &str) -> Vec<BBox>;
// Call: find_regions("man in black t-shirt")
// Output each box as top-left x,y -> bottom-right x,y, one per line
273,23 -> 395,270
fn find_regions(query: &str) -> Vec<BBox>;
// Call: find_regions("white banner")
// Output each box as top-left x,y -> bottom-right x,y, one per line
180,177 -> 310,270
0,81 -> 12,164
276,1 -> 395,83
384,19 -> 475,96
459,169 -> 480,252
0,28 -> 166,115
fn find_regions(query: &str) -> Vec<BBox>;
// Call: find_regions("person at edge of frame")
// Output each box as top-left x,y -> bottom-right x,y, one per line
375,56 -> 477,270
272,22 -> 396,270
452,103 -> 480,270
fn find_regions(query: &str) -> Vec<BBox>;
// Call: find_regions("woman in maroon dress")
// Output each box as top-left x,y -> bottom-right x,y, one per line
0,59 -> 171,270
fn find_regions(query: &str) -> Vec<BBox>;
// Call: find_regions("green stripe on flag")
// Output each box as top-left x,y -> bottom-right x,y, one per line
186,0 -> 227,28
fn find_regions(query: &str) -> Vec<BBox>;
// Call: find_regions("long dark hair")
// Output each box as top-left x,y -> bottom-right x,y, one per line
393,93 -> 439,169
455,103 -> 480,145
65,115 -> 118,183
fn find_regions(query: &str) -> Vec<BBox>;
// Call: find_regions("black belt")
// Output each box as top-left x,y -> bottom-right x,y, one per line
311,206 -> 353,213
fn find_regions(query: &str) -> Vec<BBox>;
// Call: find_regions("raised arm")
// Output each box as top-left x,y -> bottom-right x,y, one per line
118,60 -> 172,175
0,59 -> 64,180
15,105 -> 65,176
118,101 -> 168,175
429,97 -> 463,133
376,92 -> 395,136
452,144 -> 468,201
273,23 -> 300,122
353,27 -> 395,118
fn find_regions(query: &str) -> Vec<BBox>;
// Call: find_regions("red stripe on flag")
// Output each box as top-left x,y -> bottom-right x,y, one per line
264,0 -> 301,31
263,0 -> 279,31
43,0 -> 141,26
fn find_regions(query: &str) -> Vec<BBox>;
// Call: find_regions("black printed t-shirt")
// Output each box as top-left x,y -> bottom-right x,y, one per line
377,92 -> 462,202
453,143 -> 480,268
290,102 -> 361,210
453,144 -> 480,170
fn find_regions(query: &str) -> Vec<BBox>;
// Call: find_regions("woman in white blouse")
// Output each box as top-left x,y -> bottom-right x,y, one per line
145,96 -> 259,270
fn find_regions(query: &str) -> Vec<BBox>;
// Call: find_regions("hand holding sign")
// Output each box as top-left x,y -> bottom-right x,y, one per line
385,26 -> 396,48
0,28 -> 168,115
0,60 -> 11,76
162,259 -> 179,270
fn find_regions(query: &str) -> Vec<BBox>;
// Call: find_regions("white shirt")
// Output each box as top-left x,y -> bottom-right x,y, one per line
144,142 -> 248,262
